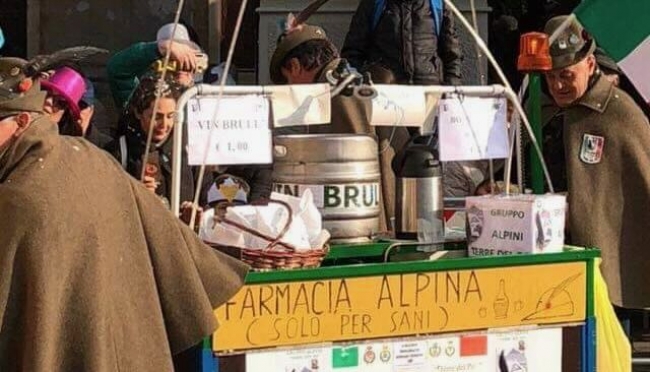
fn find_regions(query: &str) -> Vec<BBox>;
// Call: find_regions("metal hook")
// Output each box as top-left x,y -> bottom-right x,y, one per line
325,69 -> 338,86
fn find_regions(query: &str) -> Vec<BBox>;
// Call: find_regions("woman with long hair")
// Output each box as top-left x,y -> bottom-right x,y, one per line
109,73 -> 196,208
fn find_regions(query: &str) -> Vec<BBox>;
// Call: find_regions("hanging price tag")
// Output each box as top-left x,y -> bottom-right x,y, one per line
438,97 -> 509,161
187,95 -> 272,165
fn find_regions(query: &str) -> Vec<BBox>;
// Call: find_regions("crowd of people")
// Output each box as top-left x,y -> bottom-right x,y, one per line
1,0 -> 650,368
0,5 -> 473,367
0,11 -> 473,228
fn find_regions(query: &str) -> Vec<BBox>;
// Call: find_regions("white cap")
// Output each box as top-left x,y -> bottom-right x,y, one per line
156,23 -> 201,50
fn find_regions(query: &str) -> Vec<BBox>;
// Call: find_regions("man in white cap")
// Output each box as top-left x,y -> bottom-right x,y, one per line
107,23 -> 203,111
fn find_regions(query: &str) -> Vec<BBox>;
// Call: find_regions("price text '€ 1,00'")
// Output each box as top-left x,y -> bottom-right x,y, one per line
195,118 -> 263,154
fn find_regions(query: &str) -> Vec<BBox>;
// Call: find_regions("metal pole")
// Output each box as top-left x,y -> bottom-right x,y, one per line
208,0 -> 222,63
140,0 -> 187,182
468,0 -> 495,194
513,17 -> 573,194
171,85 -> 198,216
527,74 -> 544,194
188,84 -> 509,97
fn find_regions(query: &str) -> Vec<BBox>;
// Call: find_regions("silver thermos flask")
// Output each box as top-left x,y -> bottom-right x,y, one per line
392,135 -> 444,242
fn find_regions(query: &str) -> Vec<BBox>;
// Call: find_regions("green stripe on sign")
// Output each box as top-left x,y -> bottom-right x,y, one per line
575,0 -> 650,61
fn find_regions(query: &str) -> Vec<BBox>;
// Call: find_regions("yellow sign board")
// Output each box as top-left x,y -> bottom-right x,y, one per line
214,262 -> 586,352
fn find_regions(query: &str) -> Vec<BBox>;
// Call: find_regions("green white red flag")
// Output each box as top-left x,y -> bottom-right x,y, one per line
575,0 -> 650,103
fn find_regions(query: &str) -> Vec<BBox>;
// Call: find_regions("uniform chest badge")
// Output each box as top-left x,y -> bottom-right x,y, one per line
580,134 -> 605,164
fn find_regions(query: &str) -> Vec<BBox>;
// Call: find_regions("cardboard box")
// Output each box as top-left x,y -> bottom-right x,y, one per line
465,194 -> 566,257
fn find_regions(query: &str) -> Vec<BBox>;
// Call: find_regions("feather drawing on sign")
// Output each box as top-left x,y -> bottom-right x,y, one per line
522,273 -> 582,321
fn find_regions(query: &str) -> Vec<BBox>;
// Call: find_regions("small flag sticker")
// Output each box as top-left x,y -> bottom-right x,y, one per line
332,346 -> 359,368
460,335 -> 488,356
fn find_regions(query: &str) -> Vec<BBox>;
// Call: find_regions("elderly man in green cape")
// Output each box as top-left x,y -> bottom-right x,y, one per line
542,17 -> 650,327
0,57 -> 249,370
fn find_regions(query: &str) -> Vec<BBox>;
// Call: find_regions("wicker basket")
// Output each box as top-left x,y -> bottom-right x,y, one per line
206,199 -> 329,271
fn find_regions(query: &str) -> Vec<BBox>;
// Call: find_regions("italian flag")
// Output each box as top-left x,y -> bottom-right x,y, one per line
575,0 -> 650,103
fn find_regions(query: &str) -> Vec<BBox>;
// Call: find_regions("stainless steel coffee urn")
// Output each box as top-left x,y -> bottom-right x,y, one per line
392,135 -> 444,242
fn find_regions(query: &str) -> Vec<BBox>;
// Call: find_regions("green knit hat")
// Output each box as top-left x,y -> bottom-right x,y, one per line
0,57 -> 46,117
269,25 -> 328,84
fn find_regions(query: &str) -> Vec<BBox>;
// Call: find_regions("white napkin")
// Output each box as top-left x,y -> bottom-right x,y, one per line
199,209 -> 245,247
200,191 -> 329,252
272,190 -> 323,246
251,203 -> 309,251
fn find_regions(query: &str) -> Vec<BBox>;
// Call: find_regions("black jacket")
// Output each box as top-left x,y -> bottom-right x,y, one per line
58,113 -> 114,150
107,125 -> 196,206
342,0 -> 463,85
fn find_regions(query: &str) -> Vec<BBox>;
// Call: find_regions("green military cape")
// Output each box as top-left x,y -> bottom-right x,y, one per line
564,75 -> 650,308
0,117 -> 249,370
